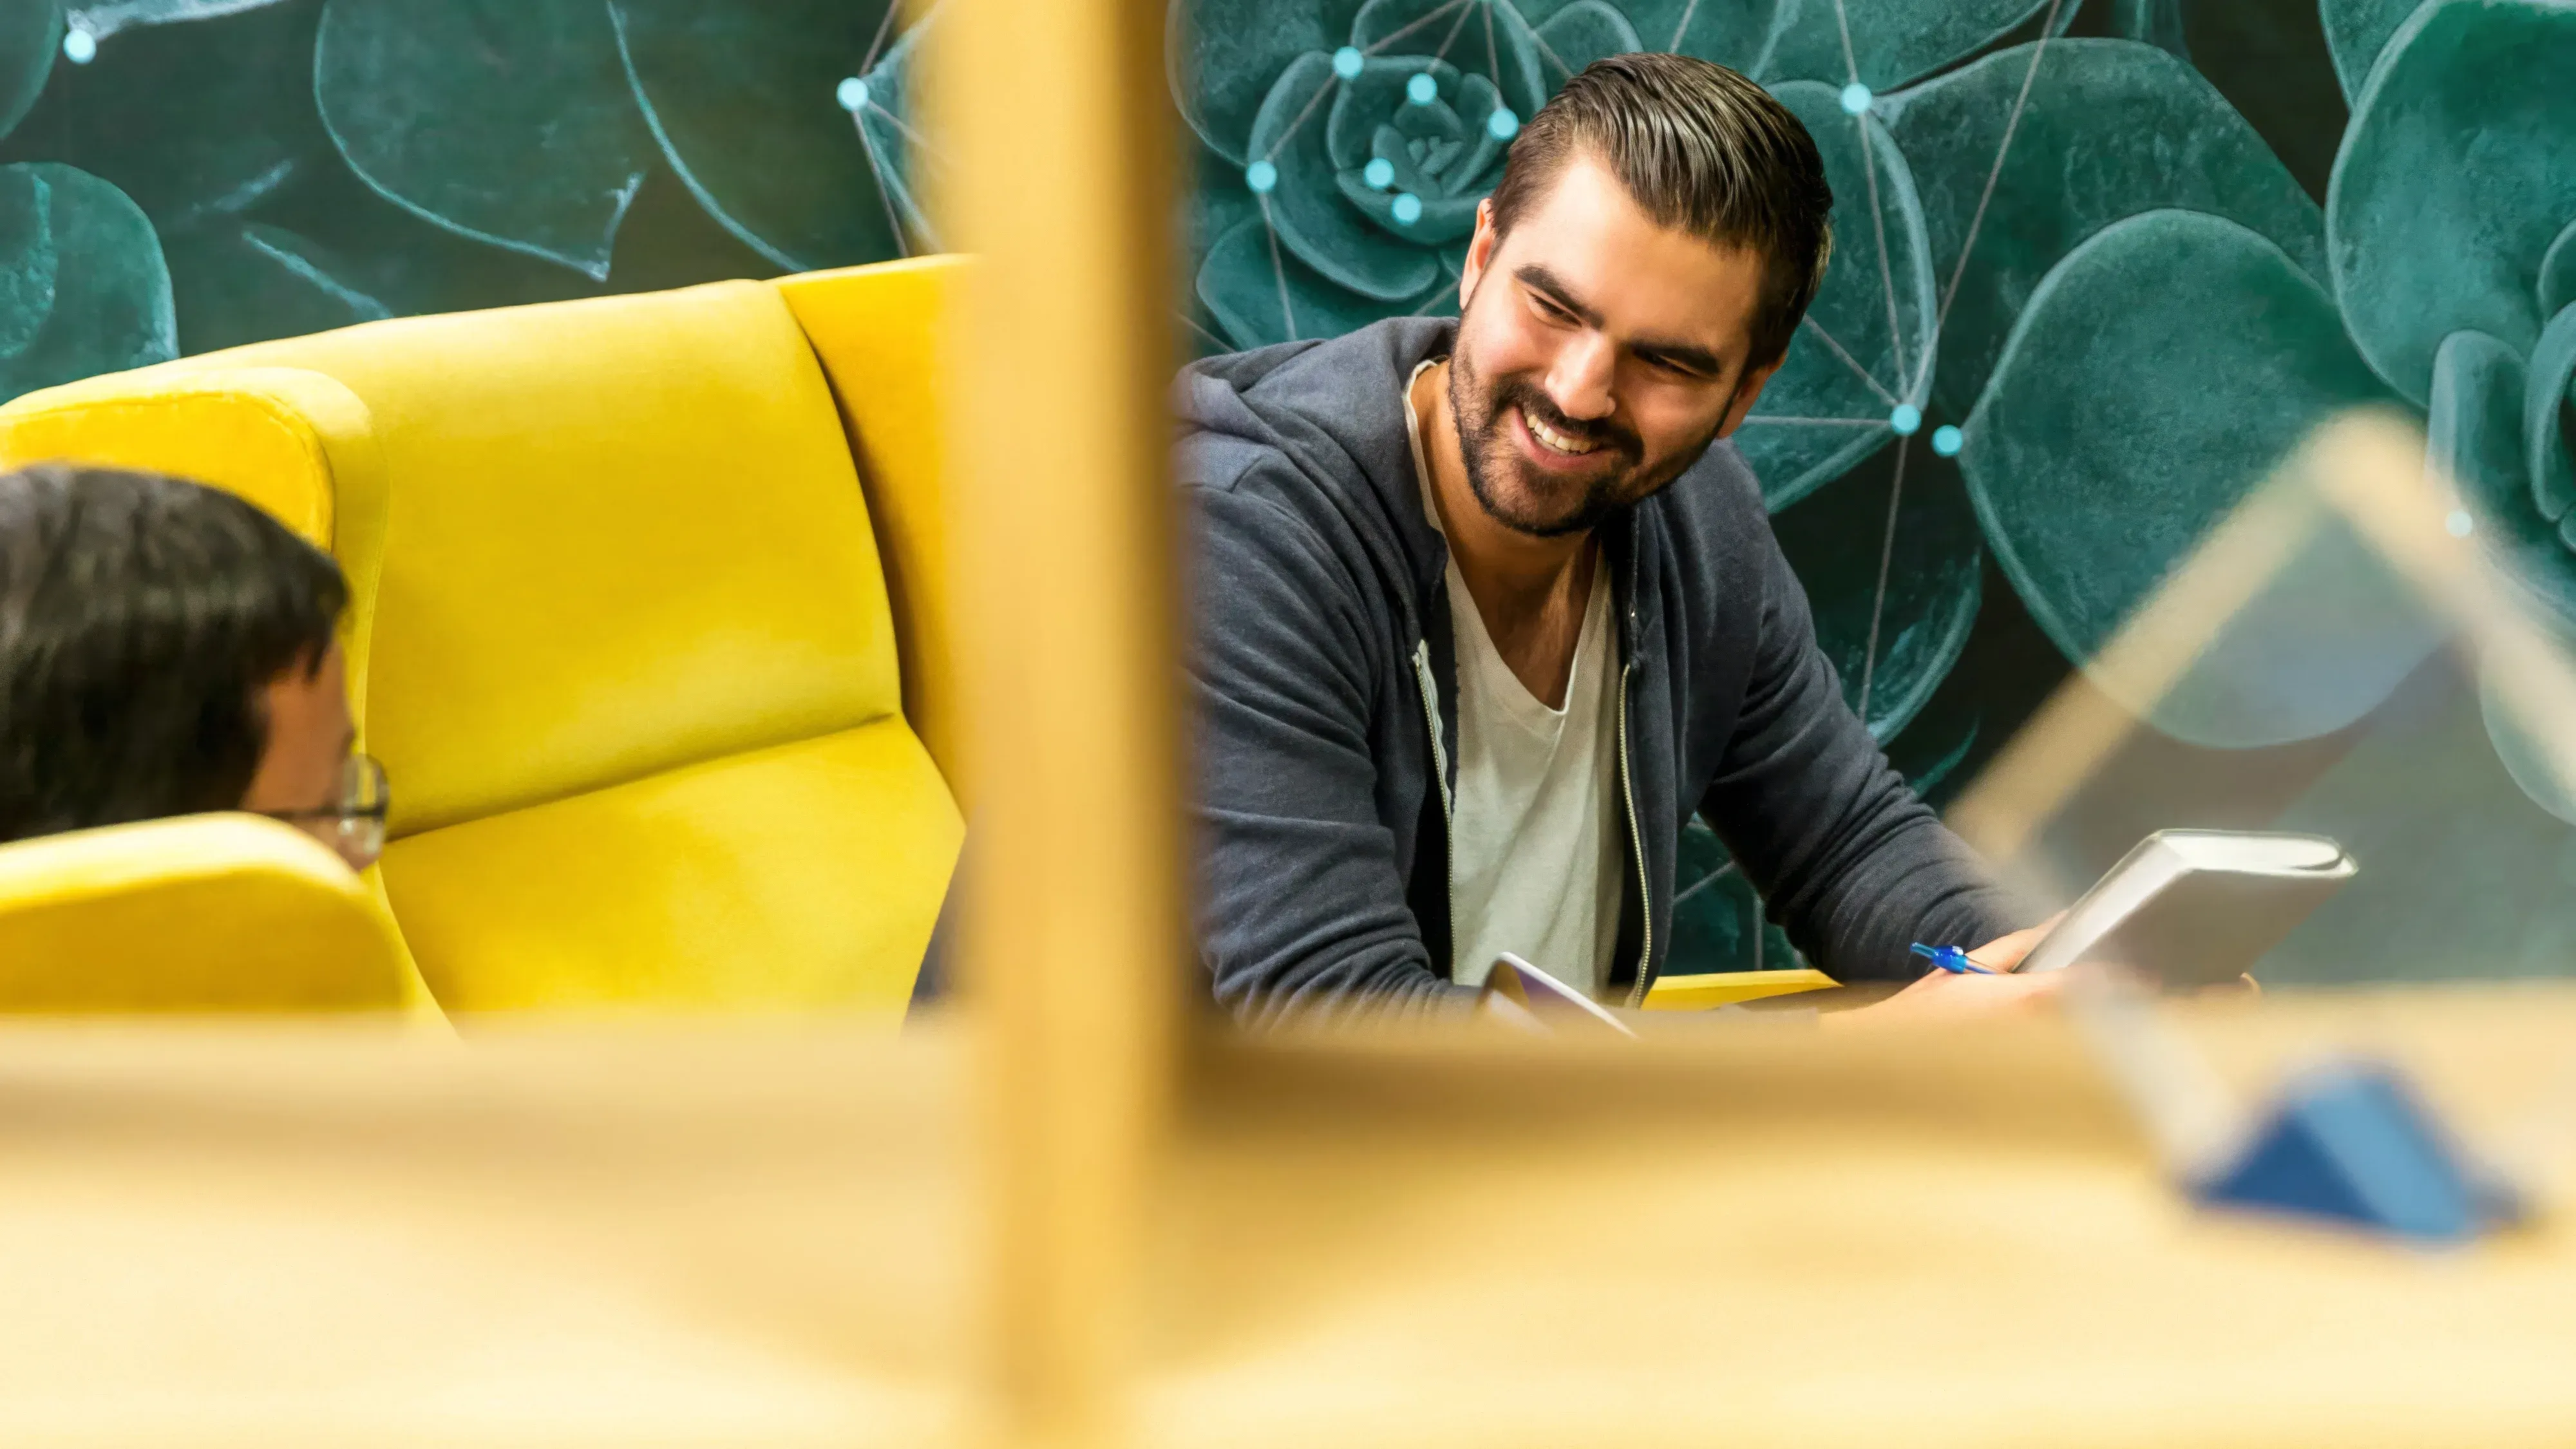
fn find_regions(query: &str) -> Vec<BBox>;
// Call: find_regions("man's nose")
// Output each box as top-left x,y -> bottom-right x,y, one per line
1544,332 -> 1618,422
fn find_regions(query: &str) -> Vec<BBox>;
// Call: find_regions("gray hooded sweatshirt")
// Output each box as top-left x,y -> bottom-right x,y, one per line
1177,317 -> 2021,1027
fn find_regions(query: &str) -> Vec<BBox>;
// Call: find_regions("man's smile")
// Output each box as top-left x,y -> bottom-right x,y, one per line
1518,404 -> 1602,457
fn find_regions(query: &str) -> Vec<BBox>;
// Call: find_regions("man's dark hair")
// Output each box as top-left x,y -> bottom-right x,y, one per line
0,465 -> 347,844
1488,52 -> 1835,368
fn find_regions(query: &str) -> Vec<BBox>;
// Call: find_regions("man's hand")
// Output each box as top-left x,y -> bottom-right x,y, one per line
1960,918 -> 2055,972
1822,918 -> 2067,1030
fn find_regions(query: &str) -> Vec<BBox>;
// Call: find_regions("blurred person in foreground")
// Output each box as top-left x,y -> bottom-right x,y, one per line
0,464 -> 385,871
1178,54 -> 2052,1027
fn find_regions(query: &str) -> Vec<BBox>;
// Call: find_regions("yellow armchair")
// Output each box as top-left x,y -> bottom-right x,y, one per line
0,815 -> 426,1012
0,260 -> 968,1013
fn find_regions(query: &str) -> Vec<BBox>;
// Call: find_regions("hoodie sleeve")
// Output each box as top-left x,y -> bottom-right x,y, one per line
1696,534 -> 2029,981
1183,473 -> 1477,1027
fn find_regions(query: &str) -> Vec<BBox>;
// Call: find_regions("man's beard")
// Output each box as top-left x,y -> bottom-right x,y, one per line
1445,346 -> 1733,540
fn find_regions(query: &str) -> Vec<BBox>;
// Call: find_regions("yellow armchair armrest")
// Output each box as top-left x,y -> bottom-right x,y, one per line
0,815 -> 435,1014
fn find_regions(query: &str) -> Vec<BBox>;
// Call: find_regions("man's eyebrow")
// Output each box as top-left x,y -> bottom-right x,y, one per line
1631,337 -> 1727,377
1511,263 -> 1727,377
1512,264 -> 1601,328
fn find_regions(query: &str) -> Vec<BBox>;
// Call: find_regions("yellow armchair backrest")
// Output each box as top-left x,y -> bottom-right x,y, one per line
0,815 -> 423,1012
776,258 -> 969,804
0,264 -> 966,1012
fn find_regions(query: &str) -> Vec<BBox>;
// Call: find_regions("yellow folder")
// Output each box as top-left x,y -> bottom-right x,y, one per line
1642,967 -> 1839,1011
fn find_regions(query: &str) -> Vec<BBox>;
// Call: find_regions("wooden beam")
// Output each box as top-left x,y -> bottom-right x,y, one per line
933,0 -> 1186,1442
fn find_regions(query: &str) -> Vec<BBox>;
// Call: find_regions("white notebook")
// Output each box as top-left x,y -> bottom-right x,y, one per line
1478,953 -> 1636,1037
2015,829 -> 2356,987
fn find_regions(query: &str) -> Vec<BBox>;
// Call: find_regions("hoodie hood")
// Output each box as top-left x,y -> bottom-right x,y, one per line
1177,318 -> 1460,644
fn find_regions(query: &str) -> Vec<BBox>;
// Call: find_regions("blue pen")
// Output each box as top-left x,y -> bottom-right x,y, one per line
1909,942 -> 1994,974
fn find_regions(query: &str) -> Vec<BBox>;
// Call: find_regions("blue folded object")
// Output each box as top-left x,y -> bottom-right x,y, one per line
2195,1059 -> 2524,1244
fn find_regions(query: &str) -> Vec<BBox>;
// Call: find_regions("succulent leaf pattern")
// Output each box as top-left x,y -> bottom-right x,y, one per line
0,0 -> 923,381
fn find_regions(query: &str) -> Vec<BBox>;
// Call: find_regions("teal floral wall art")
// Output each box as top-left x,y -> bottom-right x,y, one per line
1173,0 -> 2576,978
0,0 -> 927,377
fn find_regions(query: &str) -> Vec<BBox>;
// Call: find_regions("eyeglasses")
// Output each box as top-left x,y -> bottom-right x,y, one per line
260,753 -> 390,869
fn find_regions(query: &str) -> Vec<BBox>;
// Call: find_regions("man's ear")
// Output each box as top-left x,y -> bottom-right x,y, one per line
1459,199 -> 1500,311
1714,356 -> 1784,439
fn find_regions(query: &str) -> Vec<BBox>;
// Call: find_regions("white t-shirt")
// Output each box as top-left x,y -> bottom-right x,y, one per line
1404,365 -> 1625,998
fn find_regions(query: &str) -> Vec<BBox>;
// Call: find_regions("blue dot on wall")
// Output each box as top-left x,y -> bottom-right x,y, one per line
1889,404 -> 1922,435
62,28 -> 95,63
1363,157 -> 1396,191
835,77 -> 869,112
1406,72 -> 1438,105
1487,107 -> 1519,141
1246,160 -> 1278,194
1839,81 -> 1871,115
1333,46 -> 1364,80
1931,424 -> 1963,457
1392,192 -> 1423,225
2447,509 -> 2475,538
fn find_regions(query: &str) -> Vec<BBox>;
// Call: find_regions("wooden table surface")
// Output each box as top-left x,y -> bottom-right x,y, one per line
1153,987 -> 2576,1448
0,1024 -> 969,1449
0,986 -> 2568,1447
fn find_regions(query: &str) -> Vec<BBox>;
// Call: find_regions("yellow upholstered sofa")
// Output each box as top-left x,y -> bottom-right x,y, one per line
0,814 -> 426,1012
0,259 -> 967,1013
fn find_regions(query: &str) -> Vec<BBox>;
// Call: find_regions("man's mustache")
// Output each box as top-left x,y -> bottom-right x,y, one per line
1490,379 -> 1640,462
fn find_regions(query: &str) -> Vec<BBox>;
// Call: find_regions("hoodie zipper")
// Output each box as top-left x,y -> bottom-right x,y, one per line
1413,639 -> 1457,981
1413,639 -> 1453,829
1616,659 -> 1654,1008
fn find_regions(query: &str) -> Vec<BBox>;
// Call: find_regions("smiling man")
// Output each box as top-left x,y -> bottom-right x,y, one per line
1179,53 -> 2049,1025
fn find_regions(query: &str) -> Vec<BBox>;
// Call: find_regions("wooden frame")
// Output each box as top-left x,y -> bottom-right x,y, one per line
934,0 -> 1184,1439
